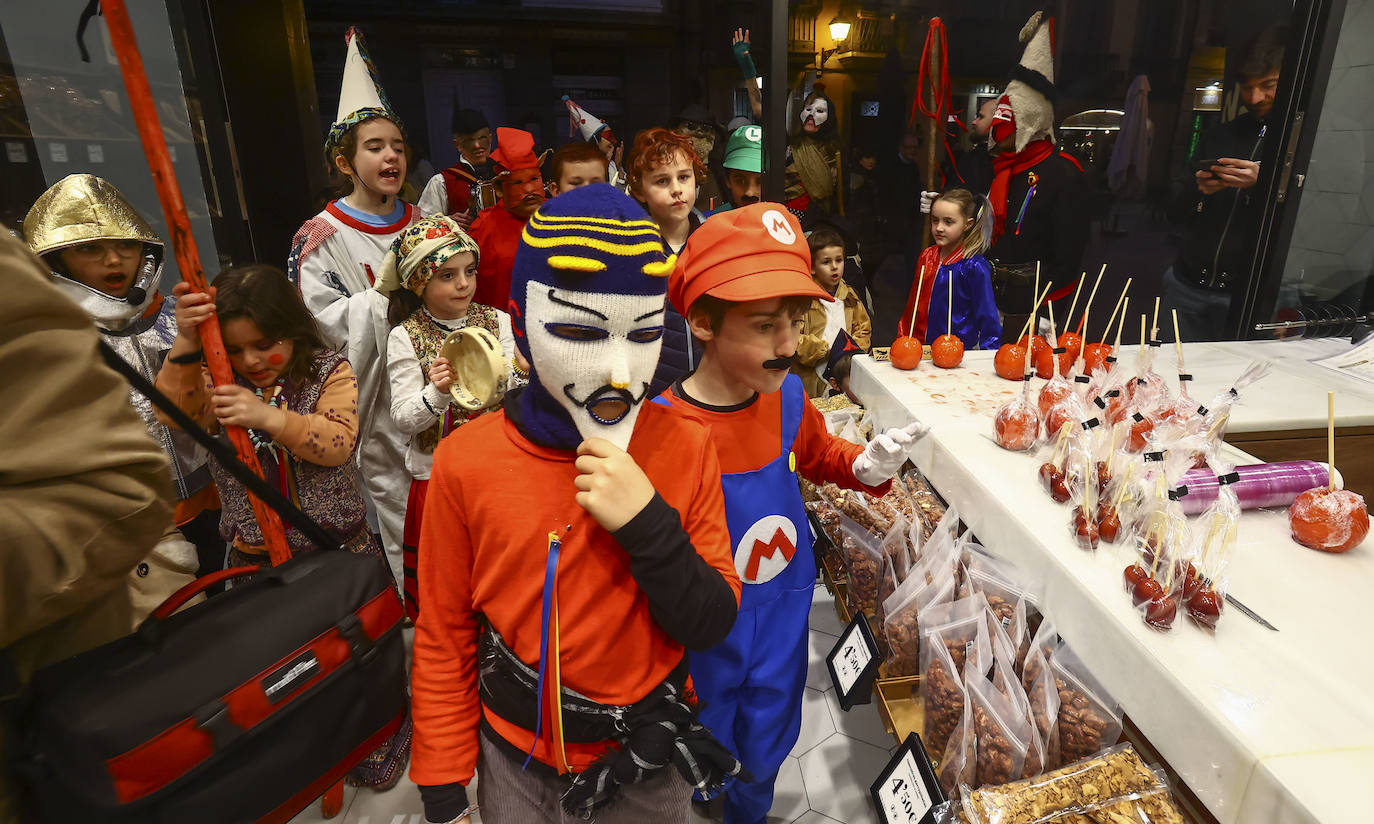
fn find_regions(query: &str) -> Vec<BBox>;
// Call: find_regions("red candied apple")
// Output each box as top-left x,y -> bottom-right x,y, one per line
1180,562 -> 1202,600
1095,461 -> 1110,494
994,402 -> 1039,451
1127,412 -> 1154,452
1097,504 -> 1121,543
1045,401 -> 1078,437
1073,506 -> 1099,549
1038,380 -> 1073,419
1050,475 -> 1073,504
1186,588 -> 1223,629
1038,462 -> 1063,491
1019,334 -> 1051,368
890,336 -> 923,370
1289,487 -> 1370,553
1123,563 -> 1149,591
1131,576 -> 1163,607
994,344 -> 1028,381
931,334 -> 964,368
1057,331 -> 1084,365
1082,342 -> 1112,374
1144,593 -> 1178,629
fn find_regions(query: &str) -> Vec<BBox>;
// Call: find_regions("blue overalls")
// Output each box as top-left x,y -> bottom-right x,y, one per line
661,374 -> 814,823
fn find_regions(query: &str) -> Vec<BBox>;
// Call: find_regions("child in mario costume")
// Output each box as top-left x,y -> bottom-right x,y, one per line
659,203 -> 928,824
410,184 -> 746,824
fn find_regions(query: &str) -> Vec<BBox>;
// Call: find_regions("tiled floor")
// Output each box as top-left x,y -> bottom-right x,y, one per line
290,584 -> 891,824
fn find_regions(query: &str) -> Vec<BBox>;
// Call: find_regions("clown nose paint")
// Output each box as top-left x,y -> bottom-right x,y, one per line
268,353 -> 285,366
762,354 -> 798,370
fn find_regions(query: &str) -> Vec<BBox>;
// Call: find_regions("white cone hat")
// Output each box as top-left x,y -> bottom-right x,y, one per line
1003,11 -> 1057,152
562,94 -> 611,143
326,27 -> 401,150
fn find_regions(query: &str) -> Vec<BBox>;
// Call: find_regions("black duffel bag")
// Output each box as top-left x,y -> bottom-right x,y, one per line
4,343 -> 407,823
13,550 -> 406,823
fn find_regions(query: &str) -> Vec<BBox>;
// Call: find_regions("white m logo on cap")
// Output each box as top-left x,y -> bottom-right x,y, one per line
761,209 -> 796,245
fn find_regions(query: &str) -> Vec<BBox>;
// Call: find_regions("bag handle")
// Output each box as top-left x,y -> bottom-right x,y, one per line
151,565 -> 263,620
97,341 -> 343,552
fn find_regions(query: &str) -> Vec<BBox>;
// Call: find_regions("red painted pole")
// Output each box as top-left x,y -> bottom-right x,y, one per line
101,0 -> 292,567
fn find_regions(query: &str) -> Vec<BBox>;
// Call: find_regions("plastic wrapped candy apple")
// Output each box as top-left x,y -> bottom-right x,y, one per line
994,396 -> 1040,452
1036,421 -> 1077,502
1289,487 -> 1370,553
1082,342 -> 1113,374
1057,330 -> 1083,367
1126,410 -> 1155,452
1069,441 -> 1100,550
890,336 -> 923,370
1038,373 -> 1074,420
1034,341 -> 1072,379
994,343 -> 1027,381
931,334 -> 964,368
1044,392 -> 1091,440
1183,462 -> 1241,630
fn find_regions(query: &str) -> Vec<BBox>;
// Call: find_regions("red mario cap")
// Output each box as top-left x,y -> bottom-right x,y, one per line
671,203 -> 832,313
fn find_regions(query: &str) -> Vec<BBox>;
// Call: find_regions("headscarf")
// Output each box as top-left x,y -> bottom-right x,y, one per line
375,214 -> 480,297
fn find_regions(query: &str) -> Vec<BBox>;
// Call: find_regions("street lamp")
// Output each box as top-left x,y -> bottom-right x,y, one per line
820,13 -> 853,72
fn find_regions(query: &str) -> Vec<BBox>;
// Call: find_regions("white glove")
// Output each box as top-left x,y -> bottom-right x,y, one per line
852,421 -> 929,486
919,190 -> 940,214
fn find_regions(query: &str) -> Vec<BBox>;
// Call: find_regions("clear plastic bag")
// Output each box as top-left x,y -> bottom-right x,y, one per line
994,392 -> 1041,452
1050,643 -> 1124,765
1067,433 -> 1101,550
1036,420 -> 1079,503
922,625 -> 970,788
1183,460 -> 1240,630
881,559 -> 926,676
960,743 -> 1166,824
839,511 -> 884,622
1022,648 -> 1061,773
967,674 -> 1029,789
939,686 -> 976,796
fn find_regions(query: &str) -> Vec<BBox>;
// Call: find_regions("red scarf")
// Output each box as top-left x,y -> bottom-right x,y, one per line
989,138 -> 1055,244
899,245 -> 946,341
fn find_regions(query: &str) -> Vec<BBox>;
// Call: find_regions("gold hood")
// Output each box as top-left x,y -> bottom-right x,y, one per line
23,174 -> 162,258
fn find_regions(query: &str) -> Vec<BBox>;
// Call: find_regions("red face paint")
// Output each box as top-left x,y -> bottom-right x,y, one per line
268,353 -> 285,366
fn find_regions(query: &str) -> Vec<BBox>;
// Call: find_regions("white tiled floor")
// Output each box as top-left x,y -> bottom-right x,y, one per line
290,584 -> 889,824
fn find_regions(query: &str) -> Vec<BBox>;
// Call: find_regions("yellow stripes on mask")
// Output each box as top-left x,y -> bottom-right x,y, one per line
530,212 -> 660,230
520,227 -> 666,257
641,253 -> 677,278
547,255 -> 608,272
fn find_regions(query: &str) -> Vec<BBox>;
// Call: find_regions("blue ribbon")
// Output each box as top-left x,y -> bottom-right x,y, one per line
524,533 -> 561,770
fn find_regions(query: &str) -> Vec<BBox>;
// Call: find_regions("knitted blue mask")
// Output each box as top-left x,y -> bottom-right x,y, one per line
509,184 -> 673,450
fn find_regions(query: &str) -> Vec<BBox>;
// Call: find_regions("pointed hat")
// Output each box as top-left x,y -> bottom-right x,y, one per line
326,27 -> 403,151
562,94 -> 616,144
999,11 -> 1057,153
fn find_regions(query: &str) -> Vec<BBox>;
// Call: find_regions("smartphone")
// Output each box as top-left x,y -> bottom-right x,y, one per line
1190,157 -> 1223,174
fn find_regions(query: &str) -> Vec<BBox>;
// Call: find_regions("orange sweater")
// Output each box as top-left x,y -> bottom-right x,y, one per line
409,402 -> 739,786
661,381 -> 889,497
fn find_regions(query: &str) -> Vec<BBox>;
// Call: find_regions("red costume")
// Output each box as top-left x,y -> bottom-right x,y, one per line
468,204 -> 524,312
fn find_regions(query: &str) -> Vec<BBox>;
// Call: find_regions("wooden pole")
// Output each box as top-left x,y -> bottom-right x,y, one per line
921,20 -> 942,249
101,0 -> 292,569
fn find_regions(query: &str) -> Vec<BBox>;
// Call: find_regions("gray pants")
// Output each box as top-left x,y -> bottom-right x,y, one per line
476,732 -> 694,824
1162,267 -> 1234,342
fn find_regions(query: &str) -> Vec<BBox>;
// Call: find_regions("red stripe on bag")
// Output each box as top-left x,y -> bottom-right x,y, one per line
257,711 -> 404,824
105,590 -> 402,803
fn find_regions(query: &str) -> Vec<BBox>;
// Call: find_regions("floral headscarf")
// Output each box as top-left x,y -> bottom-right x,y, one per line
375,214 -> 481,297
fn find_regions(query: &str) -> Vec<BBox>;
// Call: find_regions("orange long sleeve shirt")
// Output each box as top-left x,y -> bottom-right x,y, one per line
409,402 -> 739,786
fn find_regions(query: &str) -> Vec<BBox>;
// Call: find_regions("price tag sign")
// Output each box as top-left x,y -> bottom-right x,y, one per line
5,142 -> 27,163
826,613 -> 880,711
49,142 -> 68,163
871,732 -> 945,824
87,143 -> 104,163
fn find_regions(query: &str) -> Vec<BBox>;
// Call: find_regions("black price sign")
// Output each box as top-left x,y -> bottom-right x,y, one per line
826,613 -> 880,710
871,732 -> 945,824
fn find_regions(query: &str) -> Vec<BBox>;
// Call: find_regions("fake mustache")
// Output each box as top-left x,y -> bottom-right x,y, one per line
762,354 -> 798,370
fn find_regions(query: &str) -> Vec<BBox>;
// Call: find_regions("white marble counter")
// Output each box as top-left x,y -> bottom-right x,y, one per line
851,341 -> 1374,824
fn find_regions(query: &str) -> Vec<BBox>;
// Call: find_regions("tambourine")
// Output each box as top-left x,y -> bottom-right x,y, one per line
439,326 -> 508,411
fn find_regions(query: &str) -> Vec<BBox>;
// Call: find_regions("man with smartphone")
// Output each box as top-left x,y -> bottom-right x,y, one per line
1164,26 -> 1285,341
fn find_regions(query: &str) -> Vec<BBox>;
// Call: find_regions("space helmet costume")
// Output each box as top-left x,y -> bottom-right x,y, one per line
509,183 -> 674,451
24,174 -> 164,327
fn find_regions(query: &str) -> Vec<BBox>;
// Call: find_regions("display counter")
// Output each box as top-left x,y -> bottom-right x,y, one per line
849,341 -> 1374,824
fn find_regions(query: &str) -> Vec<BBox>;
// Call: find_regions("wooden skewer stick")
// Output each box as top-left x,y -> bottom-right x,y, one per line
1151,296 -> 1162,342
1074,264 -> 1107,336
1113,297 -> 1130,350
1328,392 -> 1336,491
1171,308 -> 1186,371
1138,314 -> 1147,361
907,264 -> 925,338
1020,261 -> 1041,342
1098,277 -> 1133,345
1023,282 -> 1049,376
947,264 -> 954,338
1047,297 -> 1058,344
1063,274 -> 1085,338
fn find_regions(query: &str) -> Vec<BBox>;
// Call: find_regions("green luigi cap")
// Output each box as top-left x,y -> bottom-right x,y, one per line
722,124 -> 763,173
